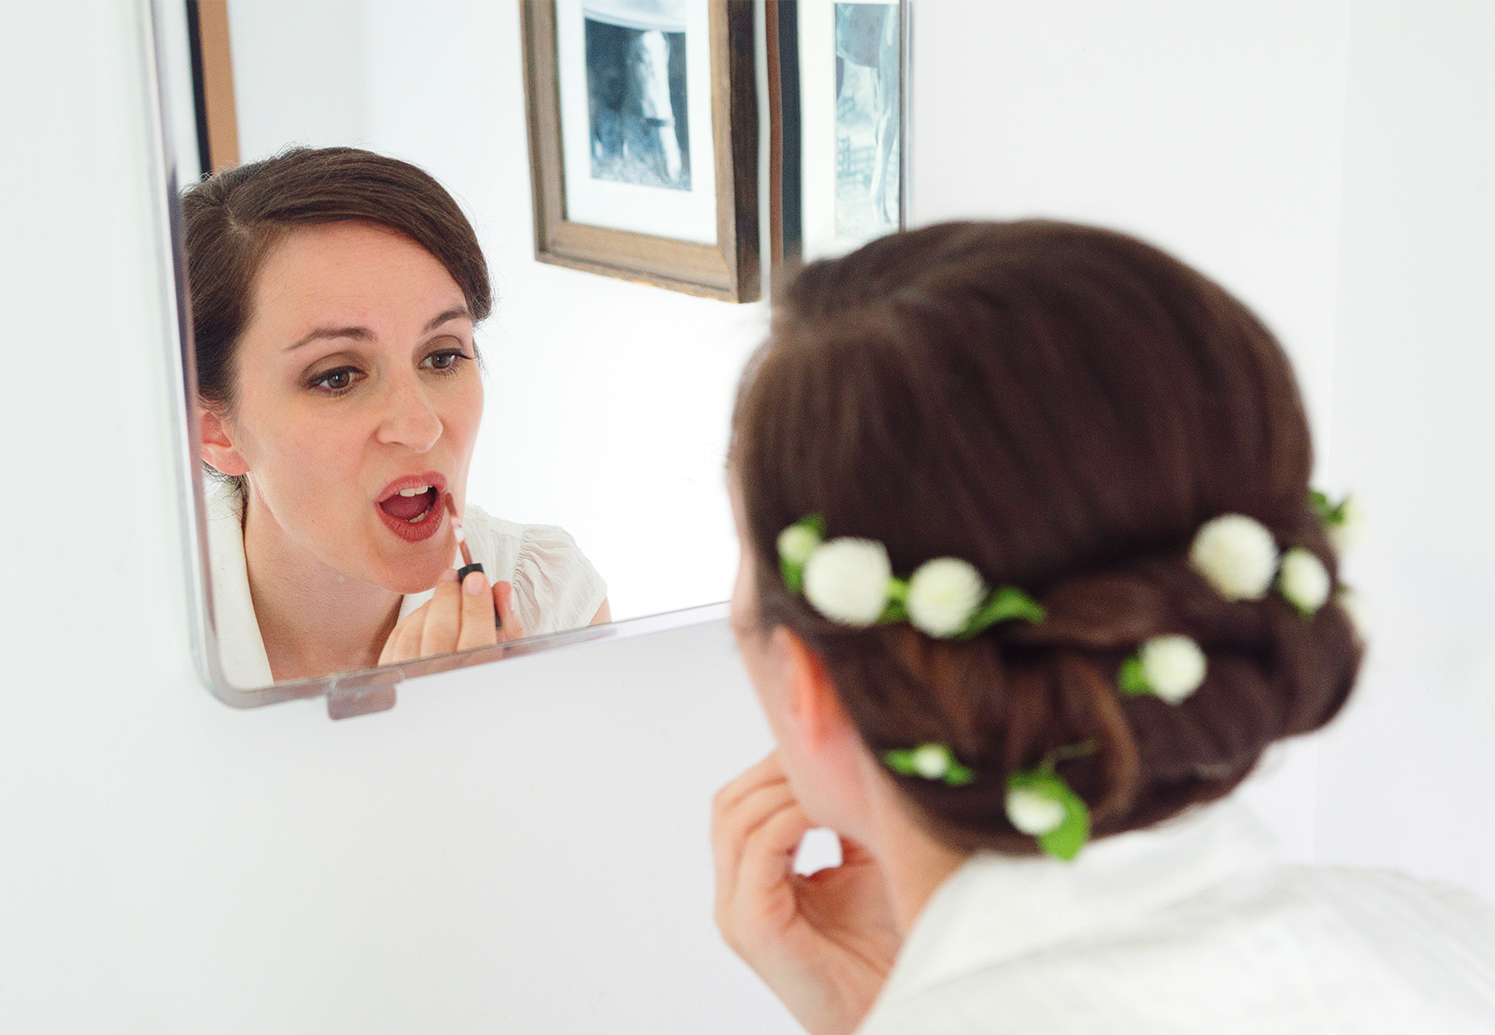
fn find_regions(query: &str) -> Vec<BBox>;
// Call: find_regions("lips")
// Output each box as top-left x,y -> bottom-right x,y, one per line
376,473 -> 449,543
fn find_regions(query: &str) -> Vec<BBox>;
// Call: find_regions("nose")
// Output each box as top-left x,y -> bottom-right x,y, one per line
375,372 -> 442,453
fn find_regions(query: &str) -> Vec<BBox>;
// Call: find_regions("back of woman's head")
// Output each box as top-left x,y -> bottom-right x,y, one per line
731,220 -> 1360,853
182,146 -> 493,413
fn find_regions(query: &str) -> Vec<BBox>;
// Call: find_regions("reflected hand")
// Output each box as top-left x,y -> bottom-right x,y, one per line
711,752 -> 901,1035
377,568 -> 528,666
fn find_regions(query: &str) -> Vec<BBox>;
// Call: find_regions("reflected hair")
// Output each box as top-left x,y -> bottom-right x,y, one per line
730,220 -> 1361,853
181,146 -> 493,493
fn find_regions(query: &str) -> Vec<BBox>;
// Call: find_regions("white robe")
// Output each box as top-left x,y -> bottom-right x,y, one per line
857,802 -> 1495,1034
205,484 -> 607,689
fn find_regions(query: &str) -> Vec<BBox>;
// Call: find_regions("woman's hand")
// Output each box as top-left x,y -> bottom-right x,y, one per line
377,568 -> 527,665
712,752 -> 902,1035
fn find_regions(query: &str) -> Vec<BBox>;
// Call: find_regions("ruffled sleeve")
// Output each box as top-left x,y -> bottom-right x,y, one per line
509,524 -> 608,636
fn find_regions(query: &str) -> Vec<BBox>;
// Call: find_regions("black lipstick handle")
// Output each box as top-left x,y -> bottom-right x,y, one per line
456,562 -> 501,629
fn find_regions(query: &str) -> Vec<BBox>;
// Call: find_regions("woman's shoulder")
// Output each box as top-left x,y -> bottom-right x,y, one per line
859,806 -> 1495,1034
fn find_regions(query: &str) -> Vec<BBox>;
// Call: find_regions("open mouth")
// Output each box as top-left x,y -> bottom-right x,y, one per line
375,476 -> 448,543
379,485 -> 438,524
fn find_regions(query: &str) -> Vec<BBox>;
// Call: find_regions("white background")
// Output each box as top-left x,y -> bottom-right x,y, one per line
1,1 -> 1492,1031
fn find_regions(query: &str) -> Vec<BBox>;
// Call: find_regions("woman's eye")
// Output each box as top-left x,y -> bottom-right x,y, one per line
308,367 -> 362,393
422,350 -> 471,373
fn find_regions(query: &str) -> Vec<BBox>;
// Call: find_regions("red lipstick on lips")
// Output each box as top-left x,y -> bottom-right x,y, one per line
375,473 -> 448,543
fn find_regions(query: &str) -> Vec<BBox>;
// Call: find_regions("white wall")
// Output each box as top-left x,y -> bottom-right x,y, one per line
3,1 -> 1494,1031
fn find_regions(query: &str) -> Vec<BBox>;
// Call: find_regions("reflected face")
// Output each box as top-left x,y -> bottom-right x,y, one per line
216,221 -> 482,594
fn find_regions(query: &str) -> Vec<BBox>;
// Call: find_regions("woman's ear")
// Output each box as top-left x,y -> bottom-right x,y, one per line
771,627 -> 855,752
198,406 -> 248,476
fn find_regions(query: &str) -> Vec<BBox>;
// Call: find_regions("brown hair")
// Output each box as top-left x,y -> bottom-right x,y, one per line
731,220 -> 1361,852
182,145 -> 492,413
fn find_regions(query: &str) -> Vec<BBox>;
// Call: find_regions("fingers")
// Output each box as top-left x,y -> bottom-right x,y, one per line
714,752 -> 789,819
457,569 -> 501,651
418,568 -> 463,658
494,580 -> 527,642
712,753 -> 797,913
379,600 -> 429,666
737,798 -> 815,902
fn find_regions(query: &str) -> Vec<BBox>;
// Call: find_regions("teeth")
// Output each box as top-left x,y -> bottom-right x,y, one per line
398,486 -> 432,497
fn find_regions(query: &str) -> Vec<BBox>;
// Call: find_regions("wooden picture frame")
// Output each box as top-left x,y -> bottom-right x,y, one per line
520,0 -> 760,302
768,0 -> 908,286
185,0 -> 240,176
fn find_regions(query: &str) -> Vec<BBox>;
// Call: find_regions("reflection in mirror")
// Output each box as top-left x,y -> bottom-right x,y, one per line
186,148 -> 611,688
155,0 -> 772,702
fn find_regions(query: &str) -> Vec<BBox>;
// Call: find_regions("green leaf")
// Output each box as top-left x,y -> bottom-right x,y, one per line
959,586 -> 1047,638
1008,770 -> 1091,861
1039,786 -> 1091,862
1118,656 -> 1152,696
883,749 -> 918,776
943,760 -> 976,786
803,513 -> 827,538
780,557 -> 804,594
1309,489 -> 1348,526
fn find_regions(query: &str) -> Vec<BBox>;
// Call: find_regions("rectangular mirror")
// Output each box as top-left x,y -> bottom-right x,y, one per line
147,0 -> 795,715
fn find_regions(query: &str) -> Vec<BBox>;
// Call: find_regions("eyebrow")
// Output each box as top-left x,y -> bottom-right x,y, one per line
283,306 -> 473,353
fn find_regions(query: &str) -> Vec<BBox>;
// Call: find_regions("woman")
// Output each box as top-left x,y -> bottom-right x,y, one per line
714,221 -> 1495,1033
185,147 -> 609,688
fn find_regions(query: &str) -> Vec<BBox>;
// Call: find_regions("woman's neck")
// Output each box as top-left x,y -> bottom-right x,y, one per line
240,494 -> 403,681
866,775 -> 974,936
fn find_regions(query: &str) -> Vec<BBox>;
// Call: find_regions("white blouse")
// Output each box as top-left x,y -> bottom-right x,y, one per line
857,802 -> 1495,1034
205,485 -> 607,689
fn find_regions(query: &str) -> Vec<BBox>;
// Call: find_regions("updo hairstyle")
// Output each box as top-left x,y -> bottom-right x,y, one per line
730,220 -> 1362,853
182,146 -> 493,491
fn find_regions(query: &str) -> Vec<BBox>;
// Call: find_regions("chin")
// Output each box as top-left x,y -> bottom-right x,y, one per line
376,548 -> 453,596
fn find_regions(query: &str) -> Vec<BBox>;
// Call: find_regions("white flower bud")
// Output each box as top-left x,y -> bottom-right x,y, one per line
802,538 -> 893,626
910,743 -> 952,779
1327,496 -> 1364,553
1139,634 -> 1207,704
1278,547 -> 1331,615
777,523 -> 822,566
1006,787 -> 1066,836
906,557 -> 986,638
1189,514 -> 1279,601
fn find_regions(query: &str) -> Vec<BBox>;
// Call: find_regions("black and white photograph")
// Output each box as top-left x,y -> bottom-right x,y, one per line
833,2 -> 900,241
585,0 -> 691,191
775,0 -> 906,268
522,0 -> 760,301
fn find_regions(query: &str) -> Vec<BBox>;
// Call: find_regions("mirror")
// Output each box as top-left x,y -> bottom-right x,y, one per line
150,0 -> 788,713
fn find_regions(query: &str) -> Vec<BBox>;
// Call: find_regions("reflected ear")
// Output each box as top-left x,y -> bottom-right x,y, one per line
198,406 -> 248,477
772,627 -> 853,751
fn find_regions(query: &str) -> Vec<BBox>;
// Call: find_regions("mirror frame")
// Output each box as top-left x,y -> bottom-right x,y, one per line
142,0 -> 732,719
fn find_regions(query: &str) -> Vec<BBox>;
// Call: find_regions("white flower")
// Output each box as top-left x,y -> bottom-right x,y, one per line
910,743 -> 953,779
777,523 -> 822,566
1278,547 -> 1331,615
906,557 -> 986,638
1337,587 -> 1367,640
1006,787 -> 1066,836
1139,635 -> 1207,704
1189,514 -> 1279,601
1327,496 -> 1364,553
802,538 -> 893,626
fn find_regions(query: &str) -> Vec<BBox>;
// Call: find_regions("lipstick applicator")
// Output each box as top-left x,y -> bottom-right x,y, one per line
445,492 -> 484,584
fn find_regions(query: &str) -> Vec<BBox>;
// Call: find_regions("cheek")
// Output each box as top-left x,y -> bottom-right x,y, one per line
445,379 -> 484,454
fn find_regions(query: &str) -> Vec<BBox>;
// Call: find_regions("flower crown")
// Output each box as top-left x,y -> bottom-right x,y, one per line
777,515 -> 1046,639
777,493 -> 1355,862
